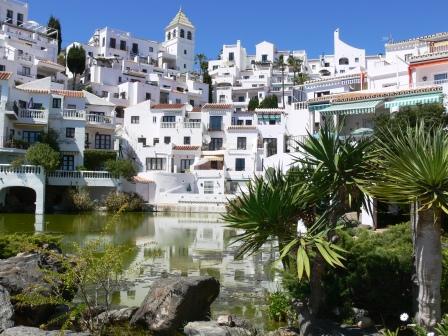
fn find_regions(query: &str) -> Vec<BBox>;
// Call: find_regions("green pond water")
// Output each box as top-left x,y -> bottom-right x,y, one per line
0,212 -> 282,331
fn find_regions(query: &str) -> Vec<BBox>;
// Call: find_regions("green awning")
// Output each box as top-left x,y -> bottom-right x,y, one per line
320,100 -> 382,116
309,104 -> 331,112
384,94 -> 443,109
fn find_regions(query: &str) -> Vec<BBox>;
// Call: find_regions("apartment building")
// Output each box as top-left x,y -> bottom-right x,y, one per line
0,0 -> 66,86
66,9 -> 209,117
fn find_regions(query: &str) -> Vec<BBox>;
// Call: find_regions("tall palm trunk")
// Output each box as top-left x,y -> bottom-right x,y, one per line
414,207 -> 442,329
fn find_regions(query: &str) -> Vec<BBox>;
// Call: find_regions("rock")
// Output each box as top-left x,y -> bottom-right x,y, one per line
357,317 -> 374,329
266,327 -> 301,336
95,307 -> 138,325
0,285 -> 14,332
184,321 -> 250,336
0,326 -> 90,335
130,276 -> 220,334
216,315 -> 234,327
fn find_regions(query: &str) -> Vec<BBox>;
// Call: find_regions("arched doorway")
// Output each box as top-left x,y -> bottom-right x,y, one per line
0,187 -> 37,213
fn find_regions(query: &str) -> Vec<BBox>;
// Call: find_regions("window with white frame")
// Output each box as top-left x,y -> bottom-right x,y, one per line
204,181 -> 214,194
66,127 -> 75,138
131,116 -> 139,124
146,157 -> 166,170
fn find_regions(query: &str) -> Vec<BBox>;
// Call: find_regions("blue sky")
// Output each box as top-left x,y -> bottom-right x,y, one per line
27,0 -> 448,59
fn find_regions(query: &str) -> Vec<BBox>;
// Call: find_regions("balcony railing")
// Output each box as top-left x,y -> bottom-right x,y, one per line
62,109 -> 85,119
18,108 -> 47,121
17,54 -> 32,62
160,122 -> 176,128
0,136 -> 31,149
183,122 -> 201,128
86,114 -> 113,125
47,170 -> 114,179
17,70 -> 34,78
0,164 -> 41,174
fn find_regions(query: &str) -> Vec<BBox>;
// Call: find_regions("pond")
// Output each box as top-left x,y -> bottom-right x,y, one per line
0,212 -> 282,331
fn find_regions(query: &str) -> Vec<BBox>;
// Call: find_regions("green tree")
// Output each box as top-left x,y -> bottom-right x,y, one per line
105,159 -> 136,180
360,122 -> 448,330
259,95 -> 279,108
67,45 -> 86,90
47,16 -> 62,54
195,53 -> 208,75
38,128 -> 60,151
248,96 -> 259,111
287,55 -> 303,85
273,55 -> 287,108
25,143 -> 60,172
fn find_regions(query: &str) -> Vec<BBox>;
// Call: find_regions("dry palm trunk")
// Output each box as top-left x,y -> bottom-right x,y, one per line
414,207 -> 442,329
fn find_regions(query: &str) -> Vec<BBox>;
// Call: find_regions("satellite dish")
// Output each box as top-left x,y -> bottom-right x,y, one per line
202,135 -> 211,145
186,104 -> 193,112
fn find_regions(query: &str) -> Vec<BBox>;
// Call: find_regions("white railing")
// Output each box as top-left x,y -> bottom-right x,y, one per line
0,164 -> 41,174
86,114 -> 113,124
183,122 -> 201,128
47,170 -> 114,179
18,109 -> 47,121
160,122 -> 176,128
293,102 -> 309,110
62,109 -> 85,119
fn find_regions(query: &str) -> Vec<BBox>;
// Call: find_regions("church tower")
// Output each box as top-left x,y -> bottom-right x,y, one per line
164,8 -> 195,73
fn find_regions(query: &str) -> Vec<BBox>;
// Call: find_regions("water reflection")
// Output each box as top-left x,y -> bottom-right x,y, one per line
0,212 -> 280,330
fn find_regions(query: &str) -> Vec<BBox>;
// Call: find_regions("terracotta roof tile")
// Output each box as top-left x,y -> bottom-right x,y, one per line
152,103 -> 185,109
16,87 -> 85,98
386,32 -> 448,46
191,106 -> 202,112
202,103 -> 233,110
308,86 -> 443,104
173,145 -> 200,150
0,72 -> 12,80
132,176 -> 154,184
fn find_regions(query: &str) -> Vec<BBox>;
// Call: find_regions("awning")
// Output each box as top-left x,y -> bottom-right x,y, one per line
309,104 -> 331,112
204,156 -> 224,162
320,100 -> 382,116
384,94 -> 443,109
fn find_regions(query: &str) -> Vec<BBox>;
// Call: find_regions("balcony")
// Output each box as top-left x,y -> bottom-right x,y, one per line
86,114 -> 114,129
17,54 -> 32,62
16,70 -> 34,78
160,122 -> 176,128
0,136 -> 30,150
49,109 -> 86,120
47,170 -> 119,187
183,122 -> 201,128
16,109 -> 48,124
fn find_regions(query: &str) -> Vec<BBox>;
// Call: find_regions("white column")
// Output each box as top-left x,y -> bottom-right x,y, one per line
34,185 -> 45,215
34,214 -> 44,232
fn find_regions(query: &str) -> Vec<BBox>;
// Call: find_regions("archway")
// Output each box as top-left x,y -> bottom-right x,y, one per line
0,186 -> 37,213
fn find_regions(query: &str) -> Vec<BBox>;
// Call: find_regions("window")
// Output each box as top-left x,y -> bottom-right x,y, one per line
17,13 -> 23,25
210,161 -> 218,169
153,138 -> 159,145
238,96 -> 245,102
132,43 -> 138,55
264,138 -> 277,157
209,116 -> 222,131
434,73 -> 448,84
236,119 -> 243,125
237,137 -> 247,150
137,137 -> 146,146
209,138 -> 223,150
312,64 -> 316,70
0,65 -> 5,71
109,38 -> 116,48
52,98 -> 61,108
61,155 -> 74,171
120,40 -> 126,51
66,127 -> 75,138
245,119 -> 252,125
213,65 -> 218,70
183,64 -> 186,69
172,29 -> 176,38
142,69 -> 147,73
187,31 -> 192,40
146,93 -> 151,100
162,116 -> 175,122
22,131 -> 40,144
180,159 -> 193,172
180,29 -> 185,38
184,49 -> 187,55
164,136 -> 171,144
261,54 -> 268,62
102,37 -> 105,47
189,99 -> 195,106
355,57 -> 359,63
6,10 -> 13,23
152,116 -> 157,123
95,134 -> 111,149
219,95 -> 226,103
167,32 -> 171,40
21,66 -> 30,76
235,158 -> 245,171
228,52 -> 234,61
259,75 -> 265,79
131,116 -> 139,124
149,46 -> 154,52
182,136 -> 191,145
146,158 -> 166,171
176,98 -> 182,103
338,57 -> 349,65
204,181 -> 214,194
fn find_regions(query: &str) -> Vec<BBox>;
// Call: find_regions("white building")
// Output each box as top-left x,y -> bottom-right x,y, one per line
0,0 -> 66,86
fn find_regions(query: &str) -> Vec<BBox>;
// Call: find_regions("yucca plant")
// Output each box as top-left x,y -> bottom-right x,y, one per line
359,122 -> 448,330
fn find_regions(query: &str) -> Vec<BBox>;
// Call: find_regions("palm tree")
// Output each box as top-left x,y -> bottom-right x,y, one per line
195,53 -> 208,76
359,122 -> 448,330
273,55 -> 287,109
287,55 -> 302,84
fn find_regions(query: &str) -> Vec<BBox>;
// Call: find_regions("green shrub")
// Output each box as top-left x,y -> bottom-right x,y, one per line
0,233 -> 62,259
248,96 -> 259,111
105,159 -> 136,180
435,314 -> 448,336
83,149 -> 116,170
259,95 -> 279,108
267,291 -> 295,322
69,187 -> 94,211
104,192 -> 143,212
25,143 -> 60,172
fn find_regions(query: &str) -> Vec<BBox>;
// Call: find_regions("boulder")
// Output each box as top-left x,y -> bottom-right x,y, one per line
0,326 -> 89,335
130,276 -> 220,334
95,307 -> 138,325
266,327 -> 301,336
184,321 -> 251,336
357,317 -> 374,329
0,285 -> 14,332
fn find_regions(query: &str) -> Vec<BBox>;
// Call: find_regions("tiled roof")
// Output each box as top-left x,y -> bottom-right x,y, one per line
132,176 -> 154,184
166,9 -> 194,29
16,87 -> 85,98
227,125 -> 257,130
173,145 -> 200,150
308,86 -> 443,104
38,59 -> 65,69
0,72 -> 12,80
386,32 -> 448,46
191,106 -> 202,112
152,103 -> 185,109
202,103 -> 233,110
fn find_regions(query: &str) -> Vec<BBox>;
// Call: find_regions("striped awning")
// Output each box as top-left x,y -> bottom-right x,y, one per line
384,94 -> 443,109
320,100 -> 382,116
309,104 -> 331,112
